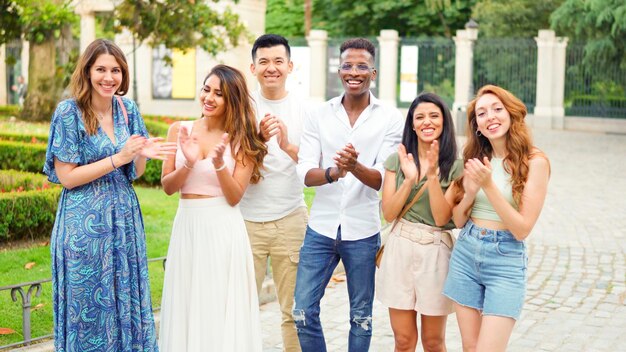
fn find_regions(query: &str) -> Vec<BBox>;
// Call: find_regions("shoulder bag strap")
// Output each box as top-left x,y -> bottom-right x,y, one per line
115,95 -> 128,125
390,180 -> 428,232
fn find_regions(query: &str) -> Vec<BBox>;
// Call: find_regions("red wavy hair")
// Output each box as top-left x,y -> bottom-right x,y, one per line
457,85 -> 538,206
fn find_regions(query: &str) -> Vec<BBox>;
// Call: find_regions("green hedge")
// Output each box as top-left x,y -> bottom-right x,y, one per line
569,95 -> 626,108
0,170 -> 61,241
0,105 -> 20,117
0,131 -> 48,144
0,140 -> 47,173
144,120 -> 170,137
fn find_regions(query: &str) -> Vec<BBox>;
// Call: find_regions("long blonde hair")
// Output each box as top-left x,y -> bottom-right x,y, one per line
204,65 -> 267,184
69,39 -> 129,135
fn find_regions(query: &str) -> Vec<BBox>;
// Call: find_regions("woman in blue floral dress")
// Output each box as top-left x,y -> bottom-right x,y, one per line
44,39 -> 175,351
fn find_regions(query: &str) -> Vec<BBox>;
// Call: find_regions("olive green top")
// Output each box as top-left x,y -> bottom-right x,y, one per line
384,153 -> 463,230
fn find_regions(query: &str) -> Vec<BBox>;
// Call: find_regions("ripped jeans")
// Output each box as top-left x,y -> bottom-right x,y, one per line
292,226 -> 378,352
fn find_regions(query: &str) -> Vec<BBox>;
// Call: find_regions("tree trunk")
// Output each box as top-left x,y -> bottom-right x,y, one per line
20,36 -> 61,122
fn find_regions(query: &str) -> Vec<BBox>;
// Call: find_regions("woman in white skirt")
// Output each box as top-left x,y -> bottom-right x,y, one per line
159,64 -> 268,351
378,92 -> 462,352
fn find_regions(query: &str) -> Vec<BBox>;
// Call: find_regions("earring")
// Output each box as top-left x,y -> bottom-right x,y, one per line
476,130 -> 482,137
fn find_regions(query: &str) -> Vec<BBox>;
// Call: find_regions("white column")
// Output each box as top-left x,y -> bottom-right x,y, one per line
0,45 -> 6,105
20,40 -> 29,82
452,28 -> 478,134
307,29 -> 328,103
377,30 -> 399,107
551,37 -> 568,129
73,0 -> 114,53
534,30 -> 555,129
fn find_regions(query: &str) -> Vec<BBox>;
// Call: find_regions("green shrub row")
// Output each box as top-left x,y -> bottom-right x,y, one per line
0,105 -> 20,117
0,140 -> 162,186
0,140 -> 47,173
0,170 -> 55,192
0,131 -> 48,144
569,95 -> 626,108
0,170 -> 61,241
144,120 -> 171,137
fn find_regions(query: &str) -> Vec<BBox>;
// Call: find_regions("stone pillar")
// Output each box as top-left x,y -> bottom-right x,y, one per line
377,30 -> 399,107
307,29 -> 328,103
552,36 -> 568,129
21,40 -> 29,82
452,25 -> 478,134
534,30 -> 568,129
73,0 -> 114,53
0,45 -> 6,105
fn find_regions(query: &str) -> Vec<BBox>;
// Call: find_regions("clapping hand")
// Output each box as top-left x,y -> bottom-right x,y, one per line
120,135 -> 148,164
463,157 -> 493,193
139,137 -> 177,161
334,143 -> 359,173
179,125 -> 200,166
212,133 -> 230,169
398,144 -> 418,183
425,140 -> 439,179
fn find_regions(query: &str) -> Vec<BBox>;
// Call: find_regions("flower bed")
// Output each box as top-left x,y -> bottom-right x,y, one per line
0,170 -> 61,241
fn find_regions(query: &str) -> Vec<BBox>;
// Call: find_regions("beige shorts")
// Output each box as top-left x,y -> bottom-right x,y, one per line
376,219 -> 454,316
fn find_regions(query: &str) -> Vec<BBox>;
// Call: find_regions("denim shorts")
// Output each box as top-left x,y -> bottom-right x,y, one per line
443,220 -> 528,320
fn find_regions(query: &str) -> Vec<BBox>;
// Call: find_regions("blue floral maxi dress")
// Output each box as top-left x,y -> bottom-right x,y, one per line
44,97 -> 158,352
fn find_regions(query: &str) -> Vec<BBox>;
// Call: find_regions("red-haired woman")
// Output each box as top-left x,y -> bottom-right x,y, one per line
443,85 -> 550,351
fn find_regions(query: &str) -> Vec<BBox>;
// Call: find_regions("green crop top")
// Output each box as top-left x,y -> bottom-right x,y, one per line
470,157 -> 518,221
384,153 -> 463,230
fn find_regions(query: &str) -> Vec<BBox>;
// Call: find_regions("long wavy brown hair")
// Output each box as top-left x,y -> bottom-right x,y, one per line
204,65 -> 267,184
69,39 -> 129,135
456,85 -> 537,207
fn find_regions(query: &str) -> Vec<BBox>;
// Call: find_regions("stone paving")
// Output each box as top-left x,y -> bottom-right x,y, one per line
260,128 -> 626,351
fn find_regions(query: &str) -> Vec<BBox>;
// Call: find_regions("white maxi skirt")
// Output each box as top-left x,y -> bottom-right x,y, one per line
159,197 -> 262,352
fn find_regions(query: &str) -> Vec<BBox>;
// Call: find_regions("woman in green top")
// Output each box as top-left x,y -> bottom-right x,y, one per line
377,92 -> 462,352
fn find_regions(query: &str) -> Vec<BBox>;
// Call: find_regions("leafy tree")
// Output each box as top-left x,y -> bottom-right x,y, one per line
472,0 -> 563,38
310,0 -> 475,38
266,0 -> 305,37
551,0 -> 626,70
1,0 -> 248,121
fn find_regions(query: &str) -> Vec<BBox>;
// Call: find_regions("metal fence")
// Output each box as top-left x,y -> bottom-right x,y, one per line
564,43 -> 626,118
399,37 -> 456,109
0,257 -> 166,350
473,38 -> 537,112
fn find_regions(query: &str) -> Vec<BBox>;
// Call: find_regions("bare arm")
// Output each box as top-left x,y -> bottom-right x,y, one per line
54,135 -> 146,190
481,157 -> 550,240
381,169 -> 412,222
215,152 -> 255,206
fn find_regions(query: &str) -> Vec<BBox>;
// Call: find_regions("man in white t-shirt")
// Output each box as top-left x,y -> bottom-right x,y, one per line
240,34 -> 308,352
293,38 -> 403,352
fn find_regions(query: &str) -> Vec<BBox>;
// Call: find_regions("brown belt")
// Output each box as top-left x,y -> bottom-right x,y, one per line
391,218 -> 454,249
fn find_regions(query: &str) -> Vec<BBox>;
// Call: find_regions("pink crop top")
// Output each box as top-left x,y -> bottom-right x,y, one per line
175,121 -> 236,196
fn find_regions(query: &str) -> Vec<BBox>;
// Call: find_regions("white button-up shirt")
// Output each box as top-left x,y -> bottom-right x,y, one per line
297,92 -> 403,240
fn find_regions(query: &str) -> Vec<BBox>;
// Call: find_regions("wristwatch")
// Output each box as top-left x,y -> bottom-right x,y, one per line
325,167 -> 334,184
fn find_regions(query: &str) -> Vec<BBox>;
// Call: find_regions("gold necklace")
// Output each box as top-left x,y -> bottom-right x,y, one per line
95,104 -> 112,121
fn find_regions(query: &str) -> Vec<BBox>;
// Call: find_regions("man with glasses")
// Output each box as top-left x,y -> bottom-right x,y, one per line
293,38 -> 403,352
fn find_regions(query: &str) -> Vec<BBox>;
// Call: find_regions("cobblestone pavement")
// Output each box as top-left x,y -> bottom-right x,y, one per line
260,128 -> 626,352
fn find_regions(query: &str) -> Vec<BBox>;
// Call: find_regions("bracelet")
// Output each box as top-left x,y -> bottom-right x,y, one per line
215,163 -> 227,172
324,167 -> 334,184
110,156 -> 117,169
183,160 -> 194,169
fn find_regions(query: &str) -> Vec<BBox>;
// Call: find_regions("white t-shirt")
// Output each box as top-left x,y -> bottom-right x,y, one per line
240,90 -> 308,222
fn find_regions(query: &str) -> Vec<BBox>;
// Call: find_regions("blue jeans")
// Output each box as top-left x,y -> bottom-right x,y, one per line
293,226 -> 379,352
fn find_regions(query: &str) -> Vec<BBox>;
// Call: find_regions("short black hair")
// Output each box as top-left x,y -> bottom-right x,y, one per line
339,38 -> 376,60
251,34 -> 291,61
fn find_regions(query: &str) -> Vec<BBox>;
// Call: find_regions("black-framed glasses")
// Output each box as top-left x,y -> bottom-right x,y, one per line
339,63 -> 373,73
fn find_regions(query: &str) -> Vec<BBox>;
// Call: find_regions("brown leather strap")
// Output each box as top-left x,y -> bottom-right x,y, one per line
390,180 -> 428,232
115,95 -> 128,125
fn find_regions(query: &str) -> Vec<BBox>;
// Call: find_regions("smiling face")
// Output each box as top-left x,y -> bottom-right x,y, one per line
200,74 -> 226,119
251,45 -> 292,93
338,48 -> 376,98
413,102 -> 443,143
475,93 -> 511,141
89,54 -> 123,100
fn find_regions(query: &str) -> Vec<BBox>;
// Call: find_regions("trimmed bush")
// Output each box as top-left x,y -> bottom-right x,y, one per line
0,140 -> 47,173
0,170 -> 61,241
144,120 -> 171,137
0,105 -> 20,117
0,131 -> 48,144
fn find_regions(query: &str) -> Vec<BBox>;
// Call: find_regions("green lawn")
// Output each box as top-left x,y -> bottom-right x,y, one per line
0,186 -> 315,346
